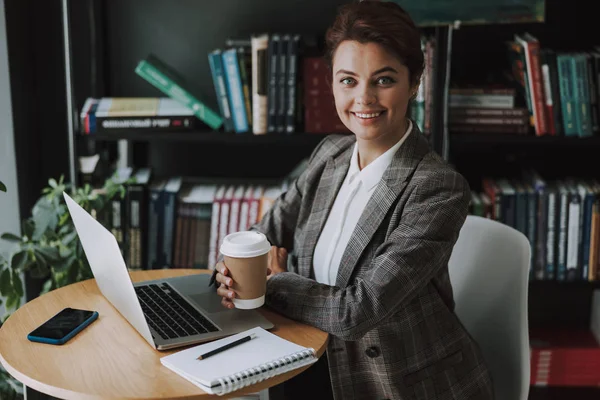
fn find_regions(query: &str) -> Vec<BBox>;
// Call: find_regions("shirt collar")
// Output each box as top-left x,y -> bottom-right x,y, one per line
347,119 -> 413,191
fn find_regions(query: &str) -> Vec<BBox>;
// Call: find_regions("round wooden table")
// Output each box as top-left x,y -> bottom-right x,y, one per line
0,269 -> 328,399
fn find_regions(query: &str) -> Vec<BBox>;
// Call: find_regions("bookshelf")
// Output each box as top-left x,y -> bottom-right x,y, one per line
77,131 -> 330,145
70,1 -> 600,399
5,0 -> 599,398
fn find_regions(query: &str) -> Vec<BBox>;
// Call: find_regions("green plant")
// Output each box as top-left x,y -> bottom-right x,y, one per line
0,175 -> 131,321
0,179 -> 22,400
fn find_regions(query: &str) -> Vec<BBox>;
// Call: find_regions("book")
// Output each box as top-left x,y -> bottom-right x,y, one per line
160,327 -> 318,395
135,54 -> 223,130
82,97 -> 198,134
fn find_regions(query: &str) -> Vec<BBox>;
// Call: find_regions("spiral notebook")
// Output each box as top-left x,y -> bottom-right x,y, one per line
160,326 -> 318,396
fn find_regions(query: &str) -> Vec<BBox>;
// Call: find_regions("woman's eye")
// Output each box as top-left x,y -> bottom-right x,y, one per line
340,77 -> 355,85
376,76 -> 395,85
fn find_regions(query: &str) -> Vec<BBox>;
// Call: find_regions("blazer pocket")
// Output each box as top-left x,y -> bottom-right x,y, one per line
403,350 -> 464,386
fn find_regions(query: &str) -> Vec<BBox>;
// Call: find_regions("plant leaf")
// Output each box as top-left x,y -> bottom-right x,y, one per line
32,197 -> 57,240
61,229 -> 78,246
6,294 -> 20,311
0,268 -> 11,296
29,260 -> 49,279
22,219 -> 34,239
40,278 -> 54,295
11,270 -> 23,298
10,251 -> 28,272
48,178 -> 58,189
0,233 -> 21,242
0,181 -> 6,192
35,247 -> 60,263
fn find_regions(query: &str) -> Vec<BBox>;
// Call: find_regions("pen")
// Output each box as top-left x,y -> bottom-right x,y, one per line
196,333 -> 257,360
208,269 -> 218,287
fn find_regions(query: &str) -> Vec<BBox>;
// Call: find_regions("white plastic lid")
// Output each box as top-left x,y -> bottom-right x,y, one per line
220,231 -> 271,258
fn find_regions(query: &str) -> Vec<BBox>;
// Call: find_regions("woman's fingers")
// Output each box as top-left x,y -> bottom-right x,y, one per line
216,285 -> 236,299
215,272 -> 233,287
221,297 -> 234,309
215,261 -> 230,276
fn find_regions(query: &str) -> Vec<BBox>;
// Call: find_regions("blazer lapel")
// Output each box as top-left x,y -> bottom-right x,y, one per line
298,148 -> 352,279
335,127 -> 431,288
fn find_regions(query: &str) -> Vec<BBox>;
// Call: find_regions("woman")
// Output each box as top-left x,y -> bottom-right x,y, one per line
214,1 -> 494,399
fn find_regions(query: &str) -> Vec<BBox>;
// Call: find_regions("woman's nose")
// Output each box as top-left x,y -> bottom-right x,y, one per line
355,86 -> 376,106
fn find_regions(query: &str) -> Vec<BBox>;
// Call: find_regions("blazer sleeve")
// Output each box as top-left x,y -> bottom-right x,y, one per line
251,137 -> 330,252
265,168 -> 471,341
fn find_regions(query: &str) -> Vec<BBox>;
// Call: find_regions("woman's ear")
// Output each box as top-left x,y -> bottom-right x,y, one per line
409,83 -> 420,100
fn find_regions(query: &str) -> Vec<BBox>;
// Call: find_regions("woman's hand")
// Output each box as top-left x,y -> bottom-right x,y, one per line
214,262 -> 236,309
267,246 -> 288,280
214,246 -> 288,309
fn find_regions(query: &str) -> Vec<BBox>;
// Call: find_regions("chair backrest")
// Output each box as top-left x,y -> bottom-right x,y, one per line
448,215 -> 531,400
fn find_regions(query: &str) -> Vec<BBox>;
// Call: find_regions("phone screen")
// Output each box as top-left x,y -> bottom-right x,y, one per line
29,308 -> 96,339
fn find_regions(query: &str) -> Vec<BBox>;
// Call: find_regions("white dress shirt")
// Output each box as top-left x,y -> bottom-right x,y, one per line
313,120 -> 413,285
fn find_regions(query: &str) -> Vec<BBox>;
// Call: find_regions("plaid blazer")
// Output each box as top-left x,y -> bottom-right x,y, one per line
255,125 -> 494,400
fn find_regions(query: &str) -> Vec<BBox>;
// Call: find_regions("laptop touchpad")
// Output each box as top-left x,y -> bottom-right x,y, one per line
188,293 -> 226,314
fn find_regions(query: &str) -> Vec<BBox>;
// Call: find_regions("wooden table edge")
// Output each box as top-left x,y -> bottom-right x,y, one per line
0,269 -> 330,399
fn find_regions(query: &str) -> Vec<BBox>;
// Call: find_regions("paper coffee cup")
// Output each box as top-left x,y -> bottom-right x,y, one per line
220,231 -> 271,309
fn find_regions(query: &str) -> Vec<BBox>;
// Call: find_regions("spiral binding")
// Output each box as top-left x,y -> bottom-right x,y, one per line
214,348 -> 316,396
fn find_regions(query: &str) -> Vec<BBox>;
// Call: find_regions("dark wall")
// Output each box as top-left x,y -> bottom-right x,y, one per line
5,0 -> 69,219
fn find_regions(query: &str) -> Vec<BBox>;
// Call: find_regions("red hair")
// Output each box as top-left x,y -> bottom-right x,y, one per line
325,0 -> 424,87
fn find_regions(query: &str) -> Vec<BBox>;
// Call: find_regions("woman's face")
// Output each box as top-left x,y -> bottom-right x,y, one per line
332,40 -> 413,143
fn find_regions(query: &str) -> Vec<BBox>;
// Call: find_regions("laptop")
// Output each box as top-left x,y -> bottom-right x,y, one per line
63,191 -> 273,350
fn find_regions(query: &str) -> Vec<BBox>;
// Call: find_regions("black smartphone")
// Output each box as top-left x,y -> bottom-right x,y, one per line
27,307 -> 99,345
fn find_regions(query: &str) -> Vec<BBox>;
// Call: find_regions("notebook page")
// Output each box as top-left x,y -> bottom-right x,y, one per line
160,326 -> 315,388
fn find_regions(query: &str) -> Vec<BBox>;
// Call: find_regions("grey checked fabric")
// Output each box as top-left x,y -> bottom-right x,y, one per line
254,123 -> 494,400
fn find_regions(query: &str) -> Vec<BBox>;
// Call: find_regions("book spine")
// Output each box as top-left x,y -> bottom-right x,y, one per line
450,124 -> 529,134
135,60 -> 224,130
582,190 -> 594,280
148,186 -> 163,270
557,190 -> 569,281
575,54 -> 593,137
94,115 -> 196,132
566,195 -> 581,281
547,50 -> 564,135
557,55 -> 577,136
267,34 -> 280,133
540,50 -> 557,135
449,116 -> 529,125
526,189 -> 538,279
286,35 -> 300,134
222,49 -> 249,133
173,203 -> 185,268
251,34 -> 269,135
448,107 -> 528,117
569,55 -> 584,136
448,94 -> 515,109
545,190 -> 557,280
535,190 -> 548,280
524,38 -> 549,135
162,190 -> 177,268
588,52 -> 600,134
208,50 -> 235,132
208,199 -> 221,270
236,47 -> 253,127
276,35 -> 289,133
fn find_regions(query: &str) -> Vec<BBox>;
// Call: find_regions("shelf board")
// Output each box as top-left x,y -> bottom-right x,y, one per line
77,131 -> 332,145
450,133 -> 600,146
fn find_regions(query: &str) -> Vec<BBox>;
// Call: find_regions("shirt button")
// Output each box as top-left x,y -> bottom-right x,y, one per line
365,346 -> 380,358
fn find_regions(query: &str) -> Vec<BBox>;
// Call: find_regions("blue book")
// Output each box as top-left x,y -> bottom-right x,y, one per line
208,50 -> 234,132
222,49 -> 249,133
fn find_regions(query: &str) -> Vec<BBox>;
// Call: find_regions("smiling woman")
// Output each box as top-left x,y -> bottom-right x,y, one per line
213,2 -> 494,399
325,0 -> 424,169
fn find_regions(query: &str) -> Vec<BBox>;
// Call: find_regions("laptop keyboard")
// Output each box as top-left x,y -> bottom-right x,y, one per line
135,282 -> 219,341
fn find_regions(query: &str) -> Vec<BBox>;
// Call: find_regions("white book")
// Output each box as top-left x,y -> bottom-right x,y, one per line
160,327 -> 317,396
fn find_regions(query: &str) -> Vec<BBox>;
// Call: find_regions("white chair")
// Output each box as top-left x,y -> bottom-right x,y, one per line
448,215 -> 531,400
